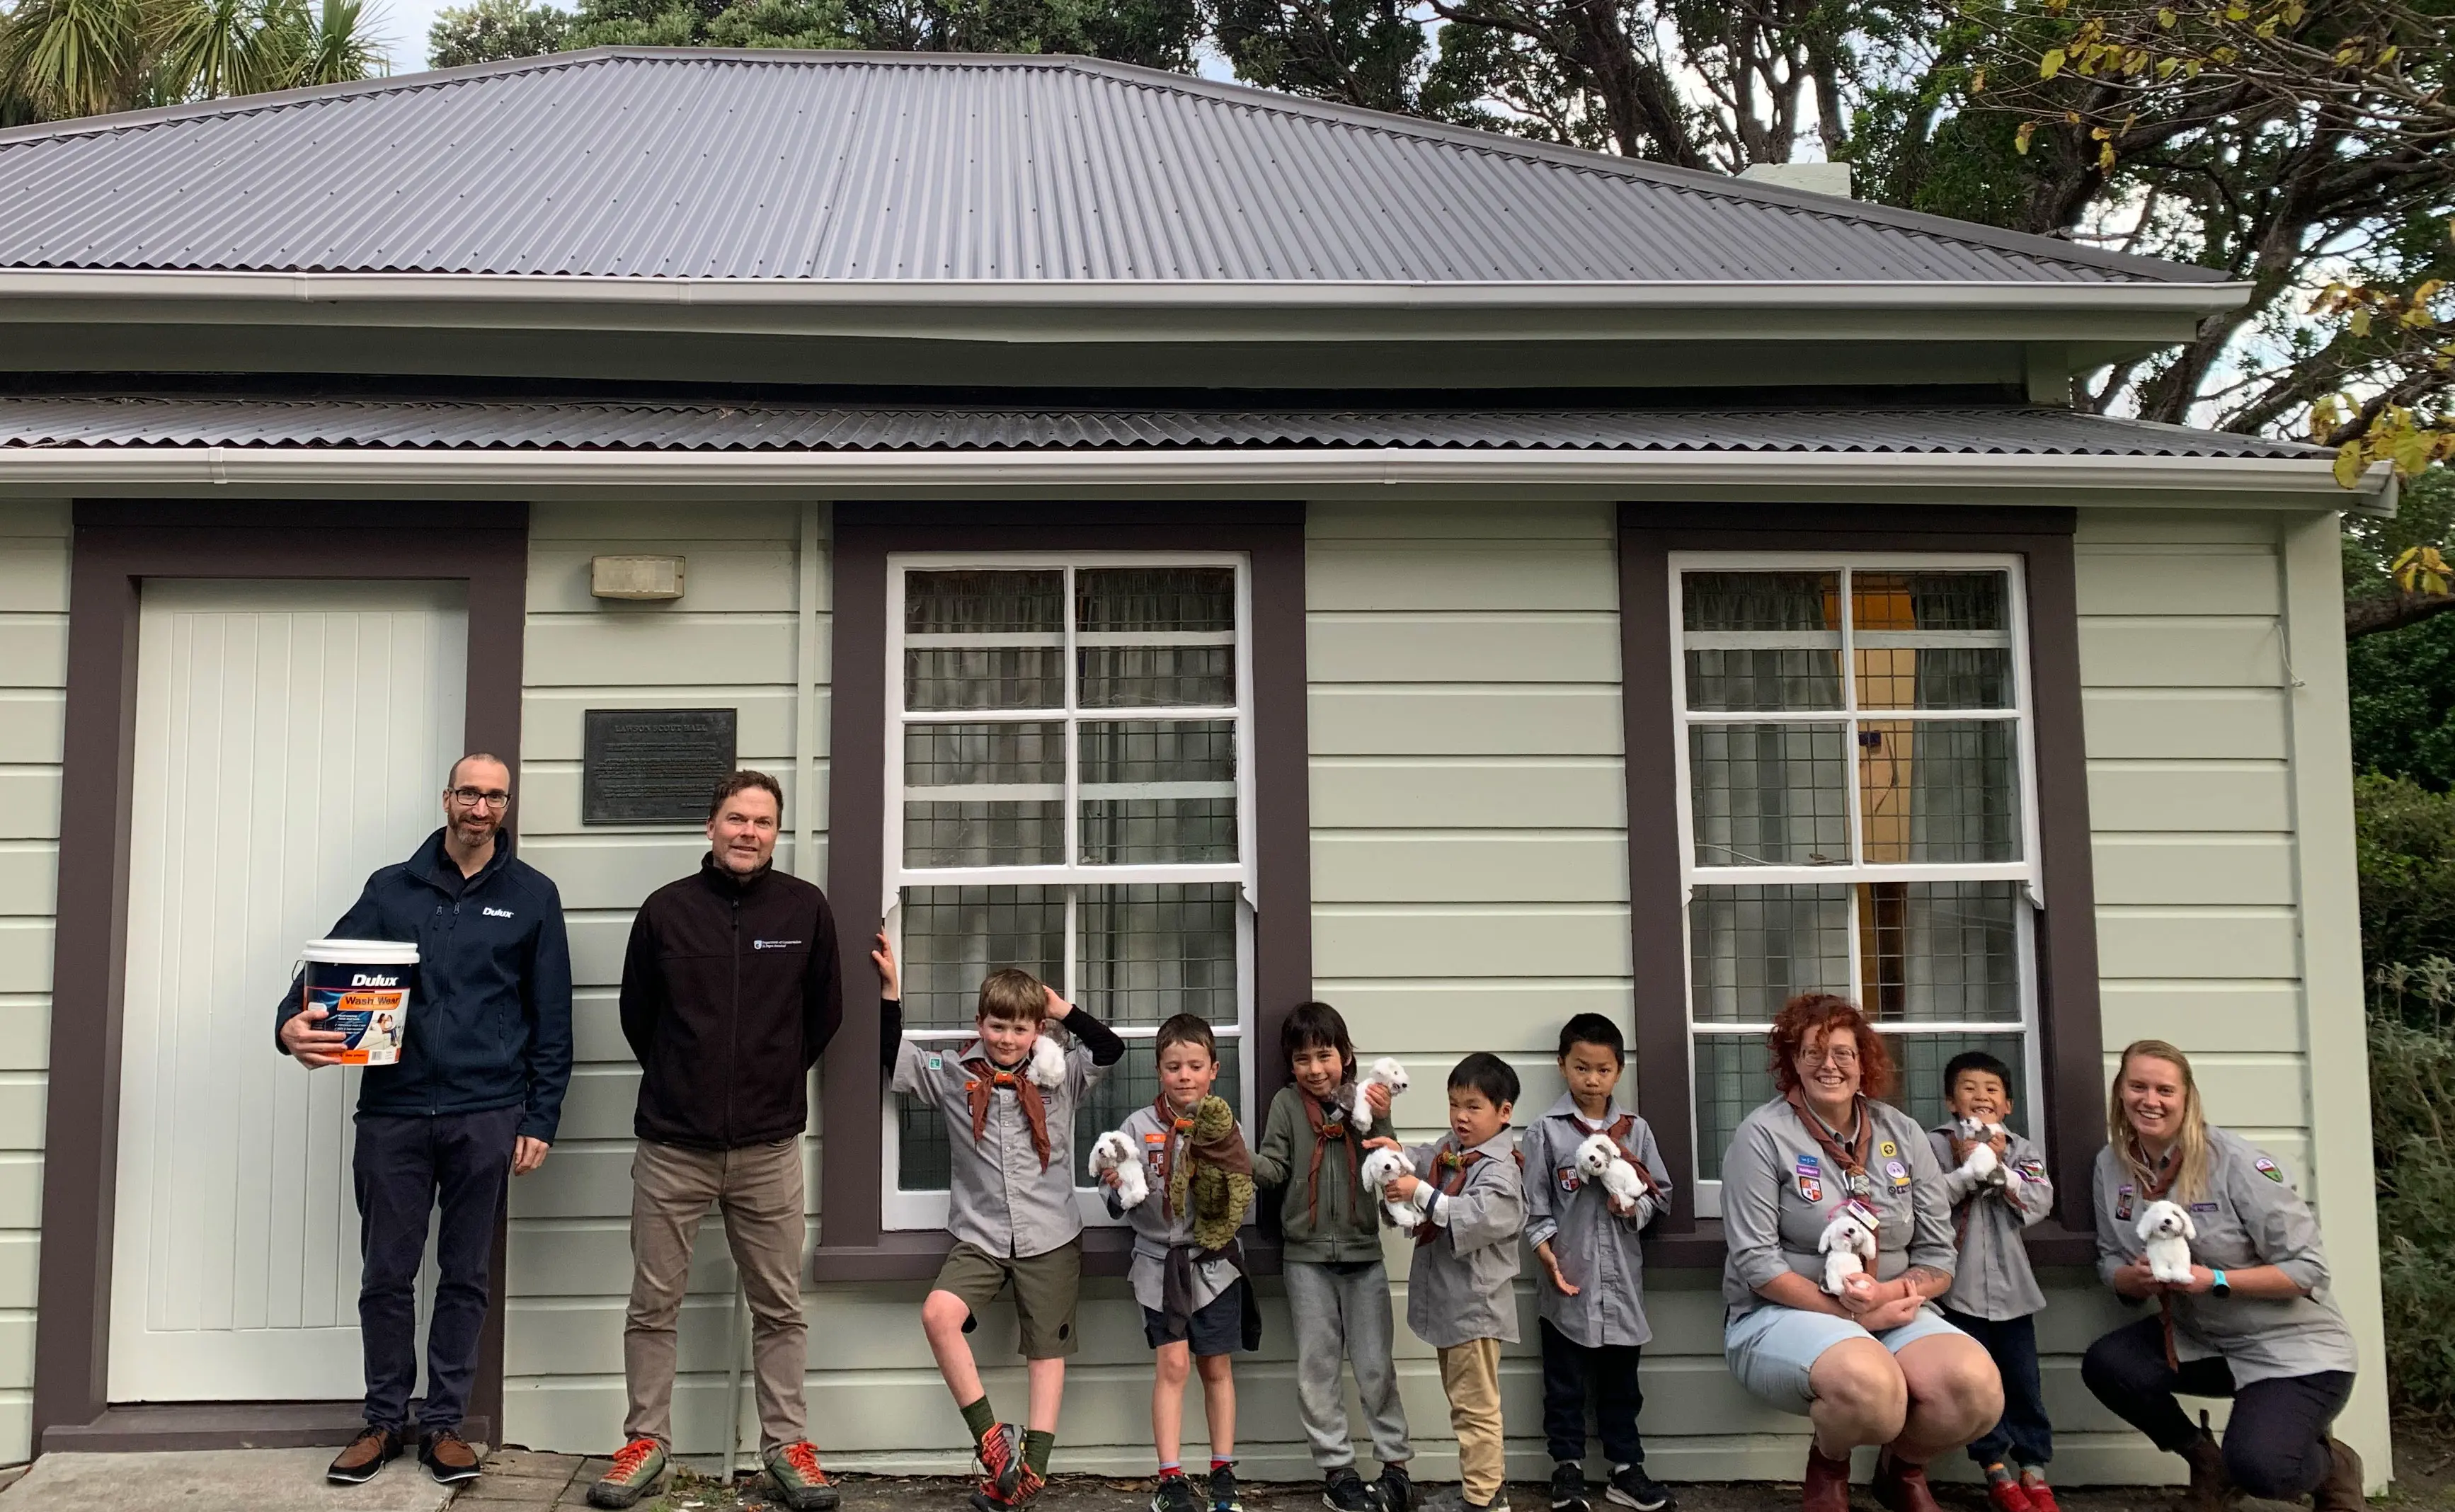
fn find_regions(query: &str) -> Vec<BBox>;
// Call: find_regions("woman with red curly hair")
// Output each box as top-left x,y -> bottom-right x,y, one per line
1719,995 -> 2003,1512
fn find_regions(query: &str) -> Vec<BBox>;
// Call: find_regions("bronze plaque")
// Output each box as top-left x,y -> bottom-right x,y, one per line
583,708 -> 738,824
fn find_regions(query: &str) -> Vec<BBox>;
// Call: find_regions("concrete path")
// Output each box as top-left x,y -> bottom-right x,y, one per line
0,1447 -> 462,1511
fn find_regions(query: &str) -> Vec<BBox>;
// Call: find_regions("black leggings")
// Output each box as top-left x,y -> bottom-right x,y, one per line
2080,1317 -> 2354,1499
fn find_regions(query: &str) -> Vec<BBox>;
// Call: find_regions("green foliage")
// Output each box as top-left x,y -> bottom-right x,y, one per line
2346,469 -> 2455,787
2355,775 -> 2455,969
2369,968 -> 2455,1417
551,0 -> 1203,65
0,0 -> 387,120
427,0 -> 565,67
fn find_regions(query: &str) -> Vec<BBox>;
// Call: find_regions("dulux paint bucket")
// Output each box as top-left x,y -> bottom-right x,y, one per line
299,939 -> 419,1066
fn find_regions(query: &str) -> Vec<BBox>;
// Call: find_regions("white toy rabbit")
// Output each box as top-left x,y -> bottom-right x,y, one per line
1819,1207 -> 1879,1295
2137,1199 -> 2198,1285
1026,1032 -> 1067,1090
1360,1147 -> 1421,1232
1574,1132 -> 1647,1210
1351,1056 -> 1411,1125
1089,1130 -> 1150,1208
1954,1116 -> 2007,1186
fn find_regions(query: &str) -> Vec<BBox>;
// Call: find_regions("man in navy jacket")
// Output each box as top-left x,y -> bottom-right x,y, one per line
276,752 -> 573,1489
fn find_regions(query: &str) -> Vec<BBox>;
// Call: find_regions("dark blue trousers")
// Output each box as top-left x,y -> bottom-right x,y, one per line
1942,1308 -> 2053,1467
1539,1318 -> 1647,1467
353,1106 -> 521,1434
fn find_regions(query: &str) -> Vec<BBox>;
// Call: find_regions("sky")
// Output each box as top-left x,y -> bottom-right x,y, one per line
370,0 -> 446,71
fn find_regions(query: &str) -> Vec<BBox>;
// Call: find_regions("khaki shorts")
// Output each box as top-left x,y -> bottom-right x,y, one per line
934,1239 -> 1083,1359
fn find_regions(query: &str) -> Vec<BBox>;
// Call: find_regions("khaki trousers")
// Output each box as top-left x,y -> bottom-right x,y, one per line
1438,1337 -> 1506,1505
624,1137 -> 808,1454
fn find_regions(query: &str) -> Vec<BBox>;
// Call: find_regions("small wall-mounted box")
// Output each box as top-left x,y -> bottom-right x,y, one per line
591,554 -> 686,601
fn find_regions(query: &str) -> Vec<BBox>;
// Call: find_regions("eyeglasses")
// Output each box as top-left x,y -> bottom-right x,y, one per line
1799,1046 -> 1860,1067
448,786 -> 511,810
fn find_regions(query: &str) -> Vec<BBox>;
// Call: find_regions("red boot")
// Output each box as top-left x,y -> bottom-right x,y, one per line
1803,1443 -> 1853,1512
1872,1453 -> 1943,1512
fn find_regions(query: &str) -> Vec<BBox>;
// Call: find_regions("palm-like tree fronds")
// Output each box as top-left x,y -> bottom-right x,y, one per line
0,0 -> 150,120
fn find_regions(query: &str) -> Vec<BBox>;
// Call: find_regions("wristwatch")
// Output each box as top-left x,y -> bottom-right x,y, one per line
2210,1269 -> 2231,1298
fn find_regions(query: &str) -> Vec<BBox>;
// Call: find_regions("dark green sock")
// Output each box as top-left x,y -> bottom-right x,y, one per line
1024,1429 -> 1055,1475
961,1395 -> 997,1441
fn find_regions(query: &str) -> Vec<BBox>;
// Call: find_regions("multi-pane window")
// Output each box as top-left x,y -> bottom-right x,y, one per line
882,556 -> 1254,1229
1673,556 -> 2042,1211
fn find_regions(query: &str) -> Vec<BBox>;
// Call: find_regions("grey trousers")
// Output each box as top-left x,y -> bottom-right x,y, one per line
624,1137 -> 809,1455
1283,1259 -> 1413,1472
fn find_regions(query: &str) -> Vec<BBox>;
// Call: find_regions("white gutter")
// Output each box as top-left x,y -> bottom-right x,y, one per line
0,269 -> 2255,316
0,445 -> 2375,498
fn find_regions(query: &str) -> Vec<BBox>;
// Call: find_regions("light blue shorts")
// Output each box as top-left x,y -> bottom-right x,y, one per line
1724,1302 -> 1967,1414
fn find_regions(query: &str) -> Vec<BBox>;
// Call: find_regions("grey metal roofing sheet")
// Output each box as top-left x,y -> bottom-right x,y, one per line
0,396 -> 2323,457
0,50 -> 2216,285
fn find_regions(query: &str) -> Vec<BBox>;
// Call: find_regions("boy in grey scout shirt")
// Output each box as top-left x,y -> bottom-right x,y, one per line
1368,1053 -> 1526,1512
1522,1016 -> 1674,1512
874,941 -> 1126,1512
1923,1052 -> 2059,1512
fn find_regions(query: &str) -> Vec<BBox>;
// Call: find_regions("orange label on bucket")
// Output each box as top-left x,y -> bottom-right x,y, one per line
304,973 -> 412,1067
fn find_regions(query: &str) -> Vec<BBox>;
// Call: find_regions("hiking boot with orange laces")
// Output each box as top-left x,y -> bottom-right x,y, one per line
326,1424 -> 401,1484
975,1421 -> 1024,1503
586,1438 -> 669,1510
767,1439 -> 841,1512
972,1462 -> 1048,1512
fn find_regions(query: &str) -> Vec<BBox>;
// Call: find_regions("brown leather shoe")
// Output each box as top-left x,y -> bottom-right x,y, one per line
2180,1419 -> 2238,1512
2313,1438 -> 2366,1512
326,1425 -> 401,1484
1802,1443 -> 1852,1512
1872,1453 -> 1942,1512
418,1428 -> 483,1486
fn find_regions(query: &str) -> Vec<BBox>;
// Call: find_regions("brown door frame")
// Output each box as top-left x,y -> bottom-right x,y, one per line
33,501 -> 528,1454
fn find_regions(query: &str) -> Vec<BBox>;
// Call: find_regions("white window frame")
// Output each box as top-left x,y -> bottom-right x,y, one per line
880,551 -> 1258,1232
1669,551 -> 2047,1218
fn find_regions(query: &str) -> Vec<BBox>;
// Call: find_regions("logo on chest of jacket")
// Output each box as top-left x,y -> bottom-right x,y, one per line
752,939 -> 803,951
482,906 -> 514,919
1557,1164 -> 1580,1195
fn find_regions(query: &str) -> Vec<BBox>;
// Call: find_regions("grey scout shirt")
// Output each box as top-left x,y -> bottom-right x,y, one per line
1923,1121 -> 2054,1320
893,1027 -> 1105,1259
1404,1127 -> 1526,1349
1109,1100 -> 1242,1316
1522,1095 -> 1673,1348
2092,1126 -> 2358,1385
1721,1094 -> 1957,1319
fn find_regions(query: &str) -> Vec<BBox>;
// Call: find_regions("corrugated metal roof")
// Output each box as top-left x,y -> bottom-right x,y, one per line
0,50 -> 2214,285
0,396 -> 2321,456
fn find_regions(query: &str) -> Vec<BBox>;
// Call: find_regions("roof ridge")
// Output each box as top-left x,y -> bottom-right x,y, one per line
0,47 -> 2216,285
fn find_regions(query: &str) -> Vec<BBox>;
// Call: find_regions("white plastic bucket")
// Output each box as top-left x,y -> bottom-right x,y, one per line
299,938 -> 419,1066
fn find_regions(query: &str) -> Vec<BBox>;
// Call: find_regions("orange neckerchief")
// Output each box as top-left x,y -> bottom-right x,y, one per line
963,1054 -> 1051,1171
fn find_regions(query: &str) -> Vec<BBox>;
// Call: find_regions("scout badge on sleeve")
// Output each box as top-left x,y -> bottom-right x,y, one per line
2255,1156 -> 2286,1184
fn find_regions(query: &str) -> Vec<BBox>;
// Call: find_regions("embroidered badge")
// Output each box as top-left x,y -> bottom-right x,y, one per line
1796,1155 -> 1823,1202
2256,1157 -> 2286,1184
1558,1164 -> 1580,1194
927,1053 -> 945,1071
2116,1182 -> 2134,1222
1885,1159 -> 1910,1187
2014,1158 -> 2047,1180
2189,1201 -> 2220,1213
1878,1140 -> 1899,1159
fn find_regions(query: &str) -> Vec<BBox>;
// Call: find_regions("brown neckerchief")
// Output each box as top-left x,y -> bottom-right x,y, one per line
1579,1110 -> 1665,1205
1787,1089 -> 1876,1198
963,1053 -> 1051,1171
1156,1095 -> 1257,1222
2130,1136 -> 2184,1370
1415,1144 -> 1487,1247
1303,1091 -> 1364,1227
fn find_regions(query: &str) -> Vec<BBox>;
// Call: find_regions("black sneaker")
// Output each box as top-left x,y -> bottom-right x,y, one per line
1552,1463 -> 1591,1512
1327,1468 -> 1378,1512
1606,1465 -> 1673,1512
1155,1473 -> 1202,1512
326,1425 -> 401,1484
1212,1464 -> 1245,1512
1376,1464 -> 1417,1512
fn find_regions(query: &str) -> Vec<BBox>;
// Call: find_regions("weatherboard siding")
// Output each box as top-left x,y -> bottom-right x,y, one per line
500,501 -> 829,1456
0,503 -> 67,1465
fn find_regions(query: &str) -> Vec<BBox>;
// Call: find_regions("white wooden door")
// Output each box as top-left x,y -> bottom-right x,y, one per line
110,580 -> 469,1402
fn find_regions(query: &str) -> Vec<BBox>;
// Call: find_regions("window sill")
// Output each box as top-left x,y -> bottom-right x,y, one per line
1641,1220 -> 2098,1270
808,1226 -> 1284,1283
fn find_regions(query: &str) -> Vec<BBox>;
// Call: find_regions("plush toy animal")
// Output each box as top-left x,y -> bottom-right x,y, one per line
1350,1056 -> 1411,1125
1360,1147 -> 1421,1232
1818,1208 -> 1879,1295
1574,1132 -> 1647,1208
1954,1116 -> 2008,1186
1089,1130 -> 1149,1208
1026,1032 -> 1067,1090
2137,1198 -> 2198,1284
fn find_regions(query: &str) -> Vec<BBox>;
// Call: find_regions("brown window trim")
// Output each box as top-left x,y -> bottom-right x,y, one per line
1620,503 -> 2105,1269
817,503 -> 1310,1281
34,501 -> 528,1453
